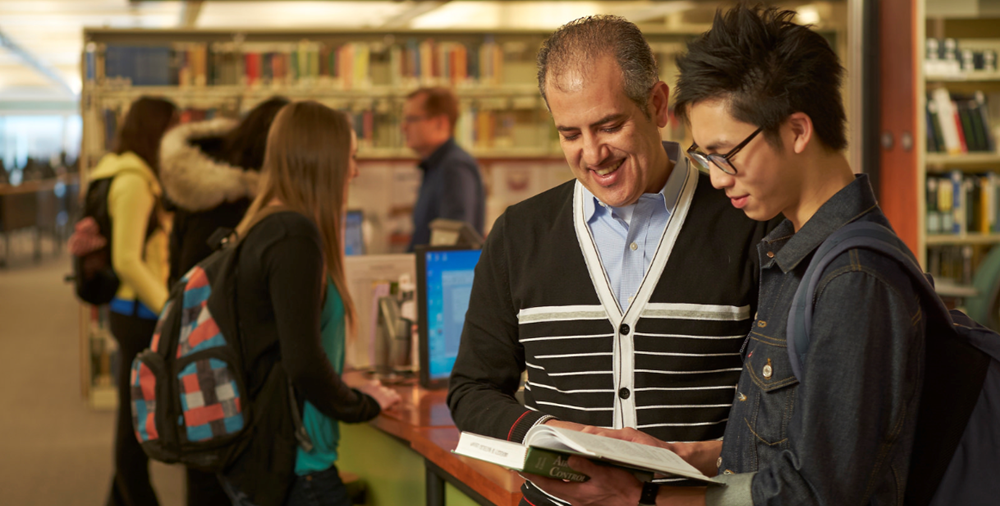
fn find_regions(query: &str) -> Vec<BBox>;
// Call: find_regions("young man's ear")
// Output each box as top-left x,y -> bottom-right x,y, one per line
786,112 -> 814,154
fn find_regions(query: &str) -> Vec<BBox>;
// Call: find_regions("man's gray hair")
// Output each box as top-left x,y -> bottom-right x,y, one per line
537,15 -> 660,114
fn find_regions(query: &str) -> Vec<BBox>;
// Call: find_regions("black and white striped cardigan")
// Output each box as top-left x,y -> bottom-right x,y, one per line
449,162 -> 773,448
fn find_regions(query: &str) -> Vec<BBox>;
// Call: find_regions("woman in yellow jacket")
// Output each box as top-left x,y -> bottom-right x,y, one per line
88,97 -> 177,506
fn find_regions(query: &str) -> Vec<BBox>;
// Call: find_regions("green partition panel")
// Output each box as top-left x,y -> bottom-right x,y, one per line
338,423 -> 484,506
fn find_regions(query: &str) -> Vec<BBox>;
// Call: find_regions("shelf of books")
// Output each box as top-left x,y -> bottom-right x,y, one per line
920,26 -> 1000,301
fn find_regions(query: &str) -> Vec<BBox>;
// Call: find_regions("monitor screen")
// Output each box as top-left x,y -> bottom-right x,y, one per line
345,210 -> 364,256
417,246 -> 482,388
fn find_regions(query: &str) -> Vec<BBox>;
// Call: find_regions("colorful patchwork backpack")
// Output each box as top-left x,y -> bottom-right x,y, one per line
129,207 -> 308,473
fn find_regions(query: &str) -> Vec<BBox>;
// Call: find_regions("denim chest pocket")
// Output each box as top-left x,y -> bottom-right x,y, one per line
742,333 -> 799,459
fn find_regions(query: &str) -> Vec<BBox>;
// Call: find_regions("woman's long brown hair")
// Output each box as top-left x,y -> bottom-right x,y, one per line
235,101 -> 357,337
114,96 -> 177,175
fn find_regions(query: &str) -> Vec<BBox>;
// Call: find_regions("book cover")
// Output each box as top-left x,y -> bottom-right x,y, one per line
981,174 -> 994,233
454,426 -> 719,486
926,105 -> 940,153
939,176 -> 955,233
520,447 -> 590,482
453,432 -> 647,483
966,175 -> 981,233
965,98 -> 988,152
974,92 -> 996,153
927,177 -> 941,234
932,88 -> 963,155
951,170 -> 965,234
927,100 -> 946,153
953,101 -> 969,154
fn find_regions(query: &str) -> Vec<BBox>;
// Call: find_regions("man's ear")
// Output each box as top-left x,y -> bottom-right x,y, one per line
431,115 -> 449,136
786,112 -> 814,154
649,81 -> 670,128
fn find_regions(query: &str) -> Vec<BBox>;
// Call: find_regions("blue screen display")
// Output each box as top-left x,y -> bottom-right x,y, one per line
344,210 -> 364,256
424,249 -> 482,380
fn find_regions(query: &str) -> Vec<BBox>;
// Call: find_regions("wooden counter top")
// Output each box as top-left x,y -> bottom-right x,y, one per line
344,370 -> 524,506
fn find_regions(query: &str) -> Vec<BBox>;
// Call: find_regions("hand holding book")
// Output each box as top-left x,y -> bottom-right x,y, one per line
452,424 -> 720,485
528,455 -> 712,506
577,426 -> 724,479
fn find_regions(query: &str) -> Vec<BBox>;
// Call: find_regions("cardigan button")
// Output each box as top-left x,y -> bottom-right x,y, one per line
619,323 -> 630,335
618,387 -> 630,399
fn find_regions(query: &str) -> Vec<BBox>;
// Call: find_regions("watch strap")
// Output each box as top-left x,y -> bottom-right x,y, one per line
638,482 -> 660,506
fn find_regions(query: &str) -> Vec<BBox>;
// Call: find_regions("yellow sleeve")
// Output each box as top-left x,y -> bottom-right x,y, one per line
109,173 -> 169,313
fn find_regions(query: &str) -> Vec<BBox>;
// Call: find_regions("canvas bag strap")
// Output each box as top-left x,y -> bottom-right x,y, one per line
787,221 -> 951,381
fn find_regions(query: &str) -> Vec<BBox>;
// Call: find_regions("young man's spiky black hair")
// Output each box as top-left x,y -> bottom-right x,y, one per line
674,4 -> 847,151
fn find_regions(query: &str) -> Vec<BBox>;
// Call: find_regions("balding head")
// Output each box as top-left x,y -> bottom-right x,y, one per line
537,15 -> 660,116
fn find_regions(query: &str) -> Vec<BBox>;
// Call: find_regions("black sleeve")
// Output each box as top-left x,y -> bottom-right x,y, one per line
261,220 -> 380,423
448,213 -> 546,443
169,211 -> 188,286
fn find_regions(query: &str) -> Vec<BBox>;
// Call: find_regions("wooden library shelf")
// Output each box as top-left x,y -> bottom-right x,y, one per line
925,153 -> 1000,168
926,233 -> 1000,246
926,71 -> 1000,82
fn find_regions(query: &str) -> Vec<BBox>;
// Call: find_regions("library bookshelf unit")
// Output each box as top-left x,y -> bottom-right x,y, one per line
76,26 -> 700,408
917,13 -> 1000,306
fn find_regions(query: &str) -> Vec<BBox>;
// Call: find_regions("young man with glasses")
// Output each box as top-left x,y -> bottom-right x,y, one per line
528,5 -> 927,506
447,15 -> 778,506
401,87 -> 485,251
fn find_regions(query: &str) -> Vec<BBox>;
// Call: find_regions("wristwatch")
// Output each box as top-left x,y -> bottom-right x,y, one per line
638,482 -> 660,506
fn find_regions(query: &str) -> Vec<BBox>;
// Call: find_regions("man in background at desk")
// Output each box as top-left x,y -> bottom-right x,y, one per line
448,15 -> 777,506
403,87 -> 485,251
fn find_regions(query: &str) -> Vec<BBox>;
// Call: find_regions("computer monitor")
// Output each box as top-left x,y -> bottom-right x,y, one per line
344,209 -> 364,256
416,245 -> 482,389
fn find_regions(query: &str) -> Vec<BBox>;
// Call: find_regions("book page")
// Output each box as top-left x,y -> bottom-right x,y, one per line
528,426 -> 713,483
523,425 -> 591,455
453,432 -> 528,470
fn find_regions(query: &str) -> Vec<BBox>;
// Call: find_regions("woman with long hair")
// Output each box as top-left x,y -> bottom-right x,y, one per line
85,96 -> 177,506
220,101 -> 399,506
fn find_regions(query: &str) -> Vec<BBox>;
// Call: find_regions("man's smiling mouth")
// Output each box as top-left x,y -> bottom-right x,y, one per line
593,159 -> 624,176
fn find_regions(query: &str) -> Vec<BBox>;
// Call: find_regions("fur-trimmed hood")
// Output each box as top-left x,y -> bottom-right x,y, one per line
159,118 -> 260,212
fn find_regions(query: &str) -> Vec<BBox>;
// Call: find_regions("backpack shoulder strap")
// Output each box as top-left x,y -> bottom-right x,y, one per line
787,221 -> 951,380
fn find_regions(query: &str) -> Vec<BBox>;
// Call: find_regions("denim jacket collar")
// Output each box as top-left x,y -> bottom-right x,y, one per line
762,174 -> 881,273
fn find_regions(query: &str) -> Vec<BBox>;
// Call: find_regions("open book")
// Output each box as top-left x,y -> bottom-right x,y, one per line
452,424 -> 720,485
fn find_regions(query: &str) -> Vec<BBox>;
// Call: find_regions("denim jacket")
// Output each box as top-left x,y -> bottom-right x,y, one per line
707,175 -> 926,506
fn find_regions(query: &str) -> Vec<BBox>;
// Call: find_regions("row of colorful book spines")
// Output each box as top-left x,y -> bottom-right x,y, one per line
201,45 -> 501,84
105,51 -> 501,87
89,42 -> 505,83
925,94 -> 996,154
394,45 -> 503,83
926,173 -> 1000,234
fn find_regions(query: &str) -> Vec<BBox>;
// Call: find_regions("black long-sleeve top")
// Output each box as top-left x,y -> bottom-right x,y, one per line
236,211 -> 379,422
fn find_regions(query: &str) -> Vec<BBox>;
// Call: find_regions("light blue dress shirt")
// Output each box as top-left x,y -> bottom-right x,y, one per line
582,142 -> 688,311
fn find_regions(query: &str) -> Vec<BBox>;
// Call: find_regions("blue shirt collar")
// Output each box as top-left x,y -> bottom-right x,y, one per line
582,140 -> 688,222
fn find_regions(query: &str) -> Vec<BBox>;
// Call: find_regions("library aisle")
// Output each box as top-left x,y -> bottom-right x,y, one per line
0,248 -> 184,506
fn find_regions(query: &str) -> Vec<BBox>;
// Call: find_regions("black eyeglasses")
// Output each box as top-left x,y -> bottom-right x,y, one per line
686,127 -> 763,175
